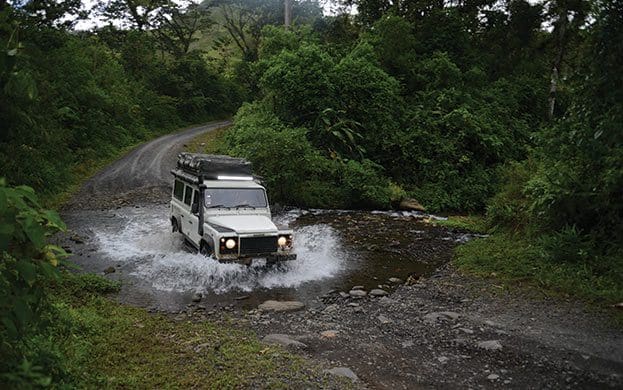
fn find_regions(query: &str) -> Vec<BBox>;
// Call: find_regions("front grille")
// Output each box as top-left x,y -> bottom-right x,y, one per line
240,236 -> 278,256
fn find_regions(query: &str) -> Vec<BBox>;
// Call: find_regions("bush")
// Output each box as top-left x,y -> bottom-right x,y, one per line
0,179 -> 68,387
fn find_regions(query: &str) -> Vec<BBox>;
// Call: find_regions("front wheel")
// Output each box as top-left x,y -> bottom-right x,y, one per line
200,241 -> 212,257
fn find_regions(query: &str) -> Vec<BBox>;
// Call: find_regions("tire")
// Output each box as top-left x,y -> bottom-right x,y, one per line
200,241 -> 212,257
172,218 -> 179,233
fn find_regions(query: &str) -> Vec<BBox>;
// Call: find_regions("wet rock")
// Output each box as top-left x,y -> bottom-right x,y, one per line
347,302 -> 359,307
389,240 -> 401,247
370,288 -> 389,297
234,295 -> 250,300
191,293 -> 202,303
352,285 -> 364,290
262,334 -> 307,349
378,315 -> 393,324
323,304 -> 338,314
487,373 -> 500,381
103,266 -> 116,274
477,340 -> 503,351
401,340 -> 414,348
378,296 -> 397,306
339,292 -> 350,298
423,311 -> 460,323
325,367 -> 358,382
378,284 -> 391,290
459,328 -> 475,335
388,277 -> 403,284
258,300 -> 305,312
70,234 -> 85,244
613,302 -> 623,310
349,289 -> 367,298
320,330 -> 338,338
437,356 -> 449,363
399,198 -> 426,212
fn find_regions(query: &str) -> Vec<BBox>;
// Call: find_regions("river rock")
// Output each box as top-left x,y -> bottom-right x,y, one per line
191,293 -> 202,303
339,292 -> 350,298
378,315 -> 393,324
477,340 -> 503,351
258,300 -> 305,312
262,334 -> 307,349
423,311 -> 460,323
349,289 -> 367,298
388,277 -> 403,284
103,266 -> 115,274
325,367 -> 358,381
320,330 -> 338,338
370,289 -> 389,297
352,285 -> 365,290
487,374 -> 500,381
399,198 -> 426,212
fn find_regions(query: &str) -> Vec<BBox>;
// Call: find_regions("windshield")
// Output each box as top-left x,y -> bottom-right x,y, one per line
204,188 -> 268,208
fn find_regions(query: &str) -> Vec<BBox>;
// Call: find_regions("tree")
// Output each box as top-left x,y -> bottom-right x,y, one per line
154,2 -> 213,56
97,0 -> 172,30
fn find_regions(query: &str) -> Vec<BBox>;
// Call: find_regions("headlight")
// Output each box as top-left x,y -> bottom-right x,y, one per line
225,239 -> 236,249
277,236 -> 287,247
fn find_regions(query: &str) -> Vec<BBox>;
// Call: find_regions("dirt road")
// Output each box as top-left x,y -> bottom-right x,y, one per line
64,120 -> 231,210
60,121 -> 623,389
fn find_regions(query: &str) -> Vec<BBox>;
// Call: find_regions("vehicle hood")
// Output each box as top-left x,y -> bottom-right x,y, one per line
206,215 -> 278,234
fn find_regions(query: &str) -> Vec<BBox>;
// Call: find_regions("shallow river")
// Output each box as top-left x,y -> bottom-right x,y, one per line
63,206 -> 473,311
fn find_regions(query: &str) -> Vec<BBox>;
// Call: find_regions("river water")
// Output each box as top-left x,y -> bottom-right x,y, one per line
63,206 -> 473,311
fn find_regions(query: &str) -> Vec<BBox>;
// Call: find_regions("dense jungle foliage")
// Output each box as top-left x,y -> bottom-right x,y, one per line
1,0 -> 622,386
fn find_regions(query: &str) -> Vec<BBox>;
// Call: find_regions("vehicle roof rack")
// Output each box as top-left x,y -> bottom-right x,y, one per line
171,153 -> 254,183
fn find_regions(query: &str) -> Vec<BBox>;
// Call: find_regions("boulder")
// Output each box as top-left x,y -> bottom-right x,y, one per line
258,300 -> 305,312
325,367 -> 358,382
370,289 -> 389,297
399,198 -> 426,212
477,340 -> 503,351
349,290 -> 367,298
262,334 -> 307,349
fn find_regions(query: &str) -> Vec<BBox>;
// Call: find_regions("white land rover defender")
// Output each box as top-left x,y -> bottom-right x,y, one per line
170,153 -> 296,263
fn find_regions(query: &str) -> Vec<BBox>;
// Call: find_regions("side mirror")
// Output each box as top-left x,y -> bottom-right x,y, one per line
191,202 -> 199,214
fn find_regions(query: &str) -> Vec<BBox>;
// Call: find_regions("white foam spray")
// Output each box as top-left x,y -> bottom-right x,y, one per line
95,206 -> 346,294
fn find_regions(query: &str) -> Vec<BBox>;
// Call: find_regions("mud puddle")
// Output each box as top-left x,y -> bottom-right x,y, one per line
62,206 -> 473,311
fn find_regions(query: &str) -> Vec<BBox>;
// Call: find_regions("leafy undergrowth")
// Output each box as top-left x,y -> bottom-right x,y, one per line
454,234 -> 623,308
43,273 -> 348,389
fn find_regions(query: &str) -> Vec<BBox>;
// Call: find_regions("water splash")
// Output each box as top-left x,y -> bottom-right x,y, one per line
95,206 -> 346,294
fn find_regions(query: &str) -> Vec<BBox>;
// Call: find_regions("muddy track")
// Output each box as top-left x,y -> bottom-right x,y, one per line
59,120 -> 623,389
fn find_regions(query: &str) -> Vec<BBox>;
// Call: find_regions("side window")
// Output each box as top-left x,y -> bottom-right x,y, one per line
173,180 -> 184,200
183,185 -> 193,206
192,190 -> 199,207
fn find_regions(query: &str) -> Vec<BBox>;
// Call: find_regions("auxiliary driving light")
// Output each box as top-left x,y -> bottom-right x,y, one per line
277,236 -> 287,247
225,239 -> 236,249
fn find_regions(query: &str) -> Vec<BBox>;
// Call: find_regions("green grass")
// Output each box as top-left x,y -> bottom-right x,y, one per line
41,273 -> 349,389
435,215 -> 488,233
454,233 -> 623,305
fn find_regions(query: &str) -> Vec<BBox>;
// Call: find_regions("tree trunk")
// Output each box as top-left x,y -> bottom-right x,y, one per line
284,0 -> 292,29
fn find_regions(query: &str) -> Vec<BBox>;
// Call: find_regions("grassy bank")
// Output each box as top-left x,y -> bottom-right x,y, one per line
451,231 -> 623,305
21,273 -> 347,388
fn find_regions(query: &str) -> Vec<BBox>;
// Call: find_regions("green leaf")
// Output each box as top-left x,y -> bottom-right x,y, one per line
15,260 -> 37,285
2,317 -> 18,339
19,216 -> 46,249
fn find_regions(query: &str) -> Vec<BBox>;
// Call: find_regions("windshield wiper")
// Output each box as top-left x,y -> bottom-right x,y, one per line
234,203 -> 256,209
206,204 -> 229,209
